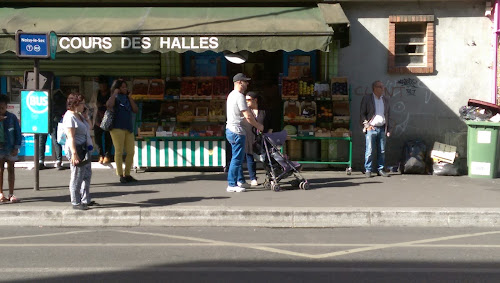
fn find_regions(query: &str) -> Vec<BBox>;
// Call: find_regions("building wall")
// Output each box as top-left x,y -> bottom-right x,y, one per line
339,1 -> 492,171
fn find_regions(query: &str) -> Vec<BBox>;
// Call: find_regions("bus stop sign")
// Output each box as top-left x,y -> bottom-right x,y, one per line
20,90 -> 49,134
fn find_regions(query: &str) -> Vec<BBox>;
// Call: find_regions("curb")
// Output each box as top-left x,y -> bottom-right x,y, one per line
1,206 -> 500,227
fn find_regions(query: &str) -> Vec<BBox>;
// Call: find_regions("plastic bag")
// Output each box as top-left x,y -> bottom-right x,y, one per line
433,162 -> 459,176
56,122 -> 66,145
459,106 -> 493,121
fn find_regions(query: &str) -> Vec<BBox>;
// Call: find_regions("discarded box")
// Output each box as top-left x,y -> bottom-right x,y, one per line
430,142 -> 457,164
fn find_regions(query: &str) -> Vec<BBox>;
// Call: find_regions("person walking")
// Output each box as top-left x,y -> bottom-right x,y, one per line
0,95 -> 21,203
360,80 -> 391,178
39,89 -> 66,170
225,73 -> 264,192
93,76 -> 113,164
63,92 -> 94,210
106,79 -> 139,184
241,91 -> 272,187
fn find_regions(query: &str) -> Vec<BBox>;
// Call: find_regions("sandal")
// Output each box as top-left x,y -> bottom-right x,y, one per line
8,195 -> 19,203
0,193 -> 8,203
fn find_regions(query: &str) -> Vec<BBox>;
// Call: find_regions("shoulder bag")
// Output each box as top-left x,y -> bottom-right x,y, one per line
100,109 -> 114,131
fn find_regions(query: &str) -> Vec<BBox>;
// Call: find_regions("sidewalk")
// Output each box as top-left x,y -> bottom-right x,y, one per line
1,162 -> 500,227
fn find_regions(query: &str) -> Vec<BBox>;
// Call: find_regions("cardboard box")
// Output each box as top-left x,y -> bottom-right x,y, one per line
431,142 -> 457,164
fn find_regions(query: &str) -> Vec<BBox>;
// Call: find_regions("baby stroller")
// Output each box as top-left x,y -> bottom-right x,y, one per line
254,130 -> 309,192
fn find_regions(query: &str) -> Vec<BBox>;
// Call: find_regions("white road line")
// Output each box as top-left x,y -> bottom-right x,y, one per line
2,267 -> 500,273
313,230 -> 500,259
0,230 -> 94,242
0,243 -> 500,248
112,229 -> 500,259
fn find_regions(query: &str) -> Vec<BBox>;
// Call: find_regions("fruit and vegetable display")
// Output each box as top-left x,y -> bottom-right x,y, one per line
165,78 -> 181,97
149,79 -> 165,97
209,100 -> 225,122
177,102 -> 194,122
159,102 -> 177,121
132,79 -> 149,95
317,102 -> 333,122
283,100 -> 300,121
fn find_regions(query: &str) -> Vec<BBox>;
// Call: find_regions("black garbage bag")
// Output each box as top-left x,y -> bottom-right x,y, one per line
400,140 -> 427,174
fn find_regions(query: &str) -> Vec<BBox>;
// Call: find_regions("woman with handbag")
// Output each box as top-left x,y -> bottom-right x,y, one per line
63,92 -> 94,210
106,79 -> 139,184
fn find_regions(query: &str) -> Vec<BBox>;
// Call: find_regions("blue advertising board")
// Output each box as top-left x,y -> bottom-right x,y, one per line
20,90 -> 49,134
16,32 -> 50,59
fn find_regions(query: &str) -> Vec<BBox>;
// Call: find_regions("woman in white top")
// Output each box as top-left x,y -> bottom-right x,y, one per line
63,92 -> 94,210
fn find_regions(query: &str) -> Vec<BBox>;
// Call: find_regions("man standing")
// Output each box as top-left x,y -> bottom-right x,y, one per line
360,80 -> 391,177
226,73 -> 264,192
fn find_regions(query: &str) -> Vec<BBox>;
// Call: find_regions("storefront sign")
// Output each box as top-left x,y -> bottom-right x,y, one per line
20,90 -> 49,134
58,36 -> 219,52
15,32 -> 51,58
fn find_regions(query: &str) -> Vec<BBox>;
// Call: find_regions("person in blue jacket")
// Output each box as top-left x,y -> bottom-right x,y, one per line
0,95 -> 21,203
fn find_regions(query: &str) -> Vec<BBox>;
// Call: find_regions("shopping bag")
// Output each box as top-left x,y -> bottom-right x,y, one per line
100,109 -> 114,131
56,122 -> 66,145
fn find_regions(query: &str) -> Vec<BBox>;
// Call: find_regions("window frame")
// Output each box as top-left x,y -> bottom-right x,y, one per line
388,15 -> 435,74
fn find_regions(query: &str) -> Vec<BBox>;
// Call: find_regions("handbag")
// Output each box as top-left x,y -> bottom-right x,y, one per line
100,109 -> 114,131
75,144 -> 89,166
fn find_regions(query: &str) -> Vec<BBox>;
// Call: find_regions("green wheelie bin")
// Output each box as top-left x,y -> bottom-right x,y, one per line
466,121 -> 500,178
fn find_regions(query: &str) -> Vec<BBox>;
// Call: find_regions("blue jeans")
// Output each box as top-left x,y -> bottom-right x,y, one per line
364,127 -> 386,172
245,153 -> 257,181
226,129 -> 246,187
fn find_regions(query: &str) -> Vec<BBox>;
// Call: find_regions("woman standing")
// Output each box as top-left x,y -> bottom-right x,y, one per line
63,92 -> 93,210
242,91 -> 271,187
94,76 -> 113,164
106,79 -> 139,184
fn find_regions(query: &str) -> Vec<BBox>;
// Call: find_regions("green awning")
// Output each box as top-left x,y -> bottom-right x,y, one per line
0,5 -> 349,54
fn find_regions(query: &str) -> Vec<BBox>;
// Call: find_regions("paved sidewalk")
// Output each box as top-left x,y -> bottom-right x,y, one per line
1,163 -> 500,227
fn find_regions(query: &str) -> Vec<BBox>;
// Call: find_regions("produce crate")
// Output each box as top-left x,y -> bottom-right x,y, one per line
131,78 -> 149,96
281,78 -> 299,100
213,76 -> 230,99
138,122 -> 157,137
177,102 -> 195,122
196,77 -> 213,99
180,77 -> 197,99
147,79 -> 165,100
331,77 -> 348,96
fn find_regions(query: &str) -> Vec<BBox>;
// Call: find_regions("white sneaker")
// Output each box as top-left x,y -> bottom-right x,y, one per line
250,179 -> 258,187
227,186 -> 246,192
237,182 -> 250,189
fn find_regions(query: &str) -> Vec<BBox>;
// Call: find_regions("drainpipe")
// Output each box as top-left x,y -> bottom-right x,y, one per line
494,0 -> 500,104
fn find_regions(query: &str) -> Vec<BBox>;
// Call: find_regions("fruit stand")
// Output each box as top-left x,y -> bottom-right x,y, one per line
132,76 -> 227,170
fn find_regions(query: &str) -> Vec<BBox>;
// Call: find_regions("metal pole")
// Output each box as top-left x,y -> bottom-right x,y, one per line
34,59 -> 39,191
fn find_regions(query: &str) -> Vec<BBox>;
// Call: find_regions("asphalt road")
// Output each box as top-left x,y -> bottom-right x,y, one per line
1,227 -> 500,282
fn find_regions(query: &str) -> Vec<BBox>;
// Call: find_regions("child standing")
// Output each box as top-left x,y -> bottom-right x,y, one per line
0,95 -> 21,203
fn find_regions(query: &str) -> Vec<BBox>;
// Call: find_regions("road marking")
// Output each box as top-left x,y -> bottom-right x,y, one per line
2,267 -> 500,273
113,229 -> 500,259
313,230 -> 500,259
0,230 -> 93,241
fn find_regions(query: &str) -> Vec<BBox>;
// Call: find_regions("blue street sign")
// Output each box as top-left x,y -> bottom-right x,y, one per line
15,31 -> 50,59
20,90 -> 50,134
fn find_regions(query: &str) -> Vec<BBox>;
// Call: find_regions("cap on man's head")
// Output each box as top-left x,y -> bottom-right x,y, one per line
233,73 -> 251,82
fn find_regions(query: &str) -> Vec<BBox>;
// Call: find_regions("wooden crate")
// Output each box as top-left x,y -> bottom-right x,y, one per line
430,142 -> 457,164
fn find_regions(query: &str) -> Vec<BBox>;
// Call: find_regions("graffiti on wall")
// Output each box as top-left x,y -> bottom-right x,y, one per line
354,78 -> 432,137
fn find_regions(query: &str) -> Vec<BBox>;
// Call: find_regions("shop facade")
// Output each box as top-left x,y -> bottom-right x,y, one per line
0,4 -> 351,169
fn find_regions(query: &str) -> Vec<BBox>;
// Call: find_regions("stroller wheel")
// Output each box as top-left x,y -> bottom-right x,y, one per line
263,180 -> 272,190
271,183 -> 281,192
299,181 -> 310,190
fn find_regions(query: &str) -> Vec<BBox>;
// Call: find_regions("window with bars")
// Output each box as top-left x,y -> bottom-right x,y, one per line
388,15 -> 434,74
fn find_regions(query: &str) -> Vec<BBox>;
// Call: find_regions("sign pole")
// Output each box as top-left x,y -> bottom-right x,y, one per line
34,58 -> 40,191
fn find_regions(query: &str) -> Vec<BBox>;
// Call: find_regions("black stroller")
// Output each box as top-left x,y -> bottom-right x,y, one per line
254,130 -> 309,192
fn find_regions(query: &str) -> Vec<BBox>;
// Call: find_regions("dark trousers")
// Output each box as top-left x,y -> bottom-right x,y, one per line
94,125 -> 113,158
39,126 -> 62,163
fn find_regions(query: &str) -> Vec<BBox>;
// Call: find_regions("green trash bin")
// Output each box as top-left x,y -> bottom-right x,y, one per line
466,121 -> 500,178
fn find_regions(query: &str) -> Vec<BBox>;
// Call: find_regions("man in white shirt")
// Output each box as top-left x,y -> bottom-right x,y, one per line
360,80 -> 391,178
226,73 -> 264,192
